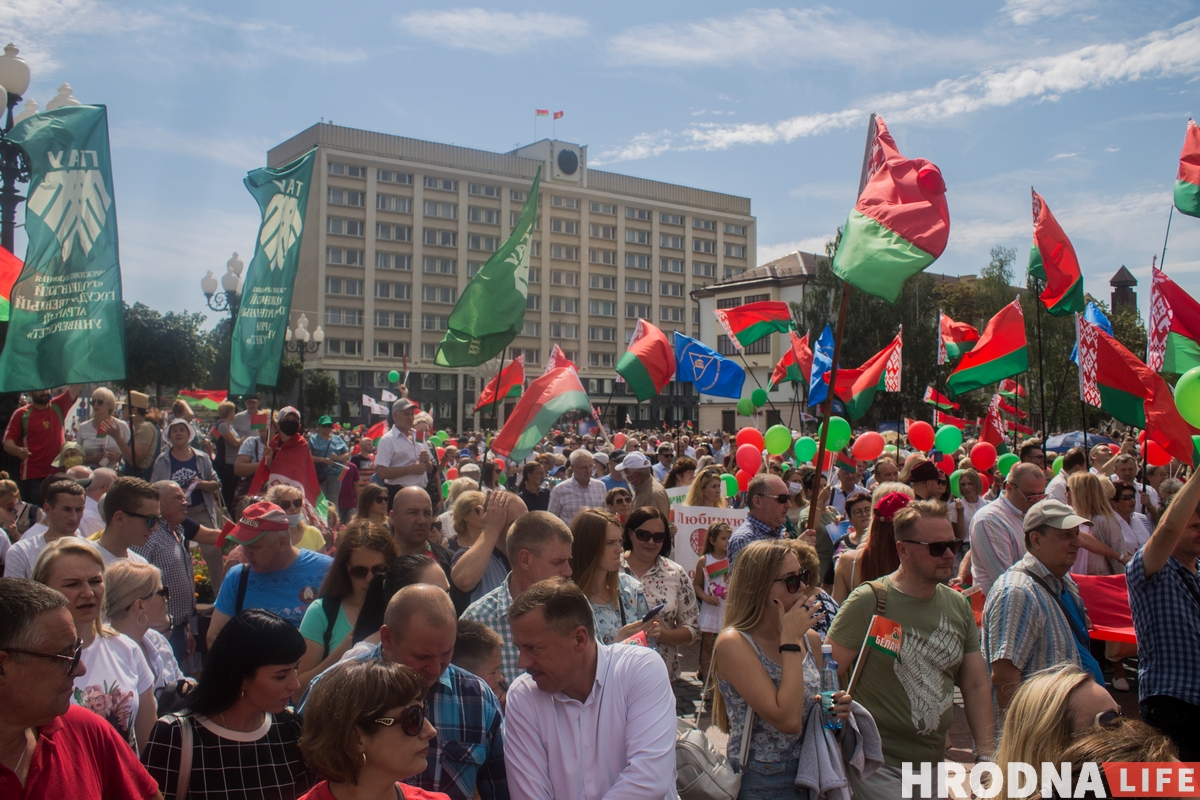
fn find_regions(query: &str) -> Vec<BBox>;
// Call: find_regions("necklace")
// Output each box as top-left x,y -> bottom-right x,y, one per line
12,728 -> 31,775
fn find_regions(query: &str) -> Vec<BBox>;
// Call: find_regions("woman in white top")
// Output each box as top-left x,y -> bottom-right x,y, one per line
104,560 -> 185,693
76,387 -> 133,469
1110,480 -> 1154,553
32,538 -> 156,751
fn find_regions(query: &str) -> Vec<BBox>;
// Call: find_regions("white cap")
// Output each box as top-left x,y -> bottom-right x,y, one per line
821,643 -> 833,654
622,452 -> 652,470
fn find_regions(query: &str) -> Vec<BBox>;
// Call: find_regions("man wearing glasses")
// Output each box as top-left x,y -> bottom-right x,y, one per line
982,499 -> 1106,716
728,474 -> 794,565
968,462 -> 1046,596
92,477 -> 160,567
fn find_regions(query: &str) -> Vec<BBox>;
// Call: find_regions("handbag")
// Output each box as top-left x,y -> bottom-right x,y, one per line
676,671 -> 754,800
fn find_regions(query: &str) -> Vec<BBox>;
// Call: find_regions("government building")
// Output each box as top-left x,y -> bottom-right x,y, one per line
268,123 -> 756,431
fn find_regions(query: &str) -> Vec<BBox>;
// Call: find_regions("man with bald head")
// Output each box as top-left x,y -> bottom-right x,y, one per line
391,484 -> 453,574
78,467 -> 117,538
547,448 -> 606,523
302,584 -> 506,800
970,462 -> 1047,595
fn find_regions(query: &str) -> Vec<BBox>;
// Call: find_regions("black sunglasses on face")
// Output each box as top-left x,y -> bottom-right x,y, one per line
906,539 -> 964,557
765,494 -> 791,504
1116,494 -> 1135,502
774,570 -> 811,594
4,638 -> 84,675
633,528 -> 667,544
144,585 -> 170,601
125,511 -> 162,529
278,499 -> 304,511
349,564 -> 389,580
371,703 -> 425,736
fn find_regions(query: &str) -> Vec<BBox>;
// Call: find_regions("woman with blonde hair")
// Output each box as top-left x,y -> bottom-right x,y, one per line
439,477 -> 481,546
683,466 -> 727,508
33,538 -> 157,751
266,483 -> 327,553
447,489 -> 508,612
570,507 -> 653,645
0,472 -> 39,543
104,560 -> 184,695
712,539 -> 851,797
76,386 -> 133,468
1066,472 -> 1128,575
212,399 -> 243,514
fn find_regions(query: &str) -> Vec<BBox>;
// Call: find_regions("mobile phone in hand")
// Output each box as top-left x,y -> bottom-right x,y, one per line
643,603 -> 665,622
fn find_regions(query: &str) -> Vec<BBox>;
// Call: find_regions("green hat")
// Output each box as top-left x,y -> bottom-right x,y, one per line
318,415 -> 333,426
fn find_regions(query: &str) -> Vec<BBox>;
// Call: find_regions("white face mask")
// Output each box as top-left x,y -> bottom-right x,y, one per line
287,513 -> 303,527
788,482 -> 803,495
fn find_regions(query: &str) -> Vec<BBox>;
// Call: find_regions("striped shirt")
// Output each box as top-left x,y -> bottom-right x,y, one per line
547,476 -> 608,524
1127,549 -> 1200,706
461,575 -> 519,684
982,552 -> 1083,679
969,497 -> 1026,596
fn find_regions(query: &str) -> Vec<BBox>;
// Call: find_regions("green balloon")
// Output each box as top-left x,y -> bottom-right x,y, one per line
764,424 -> 792,456
721,473 -> 739,498
437,430 -> 449,439
794,436 -> 817,463
884,444 -> 898,454
441,480 -> 450,498
1175,367 -> 1200,427
751,388 -> 768,408
934,425 -> 963,454
997,453 -> 1020,478
387,370 -> 400,383
1052,455 -> 1064,476
496,471 -> 507,485
948,469 -> 964,498
820,417 -> 851,451
737,397 -> 755,416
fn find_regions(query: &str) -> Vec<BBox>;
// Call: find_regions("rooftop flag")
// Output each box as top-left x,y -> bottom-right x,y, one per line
1029,189 -> 1086,316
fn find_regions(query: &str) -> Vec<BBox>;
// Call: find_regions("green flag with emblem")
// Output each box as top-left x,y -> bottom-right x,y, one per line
435,167 -> 540,367
229,149 -> 317,396
0,105 -> 126,391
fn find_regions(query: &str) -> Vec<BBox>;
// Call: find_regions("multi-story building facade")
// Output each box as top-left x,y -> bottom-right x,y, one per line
267,124 -> 755,431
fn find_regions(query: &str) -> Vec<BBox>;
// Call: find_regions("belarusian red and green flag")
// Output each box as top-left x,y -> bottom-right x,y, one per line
839,330 -> 903,421
616,319 -> 675,402
938,311 -> 979,365
491,367 -> 592,463
998,378 -> 1027,401
923,385 -> 959,410
831,115 -> 950,303
835,453 -> 857,472
1175,118 -> 1200,218
1029,189 -> 1086,317
0,249 -> 21,322
474,355 -> 525,411
979,394 -> 1007,447
946,299 -> 1028,395
769,331 -> 811,390
932,410 -> 968,429
713,301 -> 792,350
1148,269 -> 1200,374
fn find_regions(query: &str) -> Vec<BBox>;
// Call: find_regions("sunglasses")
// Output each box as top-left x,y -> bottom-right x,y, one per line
1020,491 -> 1048,505
373,496 -> 389,505
764,494 -> 792,504
125,511 -> 162,529
633,528 -> 668,544
1116,494 -> 1135,502
774,570 -> 811,594
905,539 -> 965,557
349,564 -> 389,580
144,585 -> 170,601
1094,708 -> 1124,729
277,499 -> 304,511
371,703 -> 425,736
4,638 -> 84,675
613,495 -> 632,505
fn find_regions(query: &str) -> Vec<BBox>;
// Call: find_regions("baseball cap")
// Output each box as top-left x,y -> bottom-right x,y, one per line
593,452 -> 610,466
217,501 -> 291,546
392,398 -> 417,414
622,452 -> 651,470
1023,499 -> 1090,533
317,415 -> 333,426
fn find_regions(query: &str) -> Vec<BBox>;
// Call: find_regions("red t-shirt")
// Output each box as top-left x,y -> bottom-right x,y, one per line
0,705 -> 159,800
300,780 -> 450,800
2,392 -> 75,480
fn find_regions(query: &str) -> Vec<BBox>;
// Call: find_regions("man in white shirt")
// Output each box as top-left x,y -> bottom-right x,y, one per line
547,450 -> 607,524
93,477 -> 156,567
831,462 -> 868,516
504,577 -> 676,800
968,463 -> 1046,595
651,445 -> 673,483
374,399 -> 432,508
3,479 -> 89,579
1045,447 -> 1087,504
78,467 -> 117,538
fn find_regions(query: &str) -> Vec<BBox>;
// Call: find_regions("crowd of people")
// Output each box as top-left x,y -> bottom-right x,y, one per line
0,382 -> 1197,799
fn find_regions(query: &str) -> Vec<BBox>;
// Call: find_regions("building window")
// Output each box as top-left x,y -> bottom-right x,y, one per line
377,194 -> 412,213
526,294 -> 540,311
375,310 -> 411,329
421,374 -> 437,390
724,266 -> 747,279
468,183 -> 500,198
528,267 -> 541,284
510,211 -> 544,229
589,352 -> 614,367
661,281 -> 684,297
376,252 -> 412,271
626,207 -> 651,221
550,244 -> 579,261
421,257 -> 457,275
374,281 -> 411,300
660,306 -> 684,323
326,247 -> 364,266
551,196 -> 579,209
422,229 -> 457,247
328,162 -> 366,178
467,207 -> 500,225
377,170 -> 413,185
625,254 -> 650,270
625,303 -> 651,319
589,275 -> 615,290
693,239 -> 716,254
549,323 -> 578,339
589,248 -> 617,265
718,334 -> 769,355
325,338 -> 362,356
467,260 -> 483,278
625,278 -> 650,294
343,371 -> 361,387
725,223 -> 747,236
549,296 -> 579,313
660,212 -> 684,226
376,223 -> 412,241
589,201 -> 616,215
693,262 -> 716,278
694,307 -> 701,324
422,285 -> 457,304
328,188 -> 364,207
660,258 -> 684,274
588,223 -> 616,240
550,270 -> 579,286
374,341 -> 410,358
744,293 -> 771,304
588,326 -> 616,342
626,229 -> 651,245
468,234 -> 501,251
725,243 -> 746,258
327,218 -> 364,237
717,297 -> 742,309
421,343 -> 437,360
588,300 -> 616,317
511,189 -> 527,202
422,314 -> 449,330
530,242 -> 541,256
373,372 -> 391,388
325,308 -> 363,326
693,218 -> 716,231
550,218 -> 579,235
422,200 -> 457,219
325,277 -> 363,296
423,177 -> 458,192
523,321 -> 540,336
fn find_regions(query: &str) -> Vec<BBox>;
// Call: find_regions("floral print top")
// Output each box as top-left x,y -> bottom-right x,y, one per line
622,554 -> 700,681
590,572 -> 650,646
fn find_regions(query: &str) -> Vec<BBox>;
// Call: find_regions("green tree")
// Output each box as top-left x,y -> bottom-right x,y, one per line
303,369 -> 339,422
124,303 -> 214,402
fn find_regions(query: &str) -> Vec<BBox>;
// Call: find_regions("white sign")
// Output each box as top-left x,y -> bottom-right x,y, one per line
666,485 -> 689,505
672,505 -> 747,579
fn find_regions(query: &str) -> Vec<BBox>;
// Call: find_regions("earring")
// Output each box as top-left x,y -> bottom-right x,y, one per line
360,752 -> 367,766
136,613 -> 149,627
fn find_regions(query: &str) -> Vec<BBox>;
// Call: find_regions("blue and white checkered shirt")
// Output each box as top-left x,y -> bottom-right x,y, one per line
1127,549 -> 1200,706
727,513 -> 784,566
462,575 -> 519,684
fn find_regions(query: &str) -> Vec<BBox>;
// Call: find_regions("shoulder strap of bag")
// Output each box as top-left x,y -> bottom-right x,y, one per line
737,691 -> 755,770
866,579 -> 887,616
322,596 -> 343,657
170,713 -> 193,800
1011,564 -> 1090,646
235,565 -> 251,615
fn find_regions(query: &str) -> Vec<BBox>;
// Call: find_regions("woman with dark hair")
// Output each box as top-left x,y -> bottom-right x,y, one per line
141,609 -> 314,799
356,483 -> 391,526
832,484 -> 913,604
663,456 -> 697,490
605,486 -> 633,523
298,522 -> 398,690
516,461 -> 550,512
569,508 -> 652,645
352,554 -> 451,645
299,660 -> 445,800
622,506 -> 699,682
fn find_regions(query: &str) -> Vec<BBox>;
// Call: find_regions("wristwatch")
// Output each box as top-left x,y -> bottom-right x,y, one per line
779,644 -> 804,654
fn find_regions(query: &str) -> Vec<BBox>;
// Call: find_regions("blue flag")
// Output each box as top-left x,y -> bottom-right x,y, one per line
809,324 -> 835,407
673,332 -> 746,399
1070,302 -> 1112,365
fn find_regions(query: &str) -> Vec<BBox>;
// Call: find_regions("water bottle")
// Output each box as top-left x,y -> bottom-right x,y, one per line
820,643 -> 842,731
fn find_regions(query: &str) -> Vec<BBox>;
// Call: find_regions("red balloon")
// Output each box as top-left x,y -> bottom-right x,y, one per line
1109,443 -> 1121,455
736,443 -> 762,473
446,467 -> 459,480
908,421 -> 935,452
735,426 -> 766,451
436,447 -> 445,459
939,455 -> 955,475
1137,430 -> 1147,444
852,431 -> 886,461
970,442 -> 998,471
978,473 -> 991,495
736,469 -> 752,491
613,433 -> 627,448
1145,441 -> 1171,466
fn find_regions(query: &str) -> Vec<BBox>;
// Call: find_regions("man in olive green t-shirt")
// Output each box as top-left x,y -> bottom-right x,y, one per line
827,499 -> 995,800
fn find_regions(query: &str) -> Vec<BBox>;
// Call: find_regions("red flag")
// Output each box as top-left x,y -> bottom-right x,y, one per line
475,355 -> 525,411
791,332 -> 813,383
0,248 -> 22,321
979,395 -> 1006,446
553,111 -> 564,120
544,344 -> 578,375
363,421 -> 387,442
998,399 -> 1027,419
1030,189 -> 1086,316
933,410 -> 968,429
535,109 -> 549,117
245,432 -> 326,537
1006,421 -> 1034,434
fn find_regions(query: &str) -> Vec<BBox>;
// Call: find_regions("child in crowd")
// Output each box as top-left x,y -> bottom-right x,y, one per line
452,619 -> 507,710
693,521 -> 731,684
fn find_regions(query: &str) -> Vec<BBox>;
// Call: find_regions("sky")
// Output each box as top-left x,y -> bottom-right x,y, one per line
5,0 -> 1200,330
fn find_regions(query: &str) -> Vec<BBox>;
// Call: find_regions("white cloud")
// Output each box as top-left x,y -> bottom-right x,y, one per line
1051,152 -> 1079,160
1003,0 -> 1092,26
112,123 -> 272,168
395,9 -> 588,54
597,16 -> 1200,162
1105,146 -> 1121,152
0,0 -> 159,71
757,237 -> 835,265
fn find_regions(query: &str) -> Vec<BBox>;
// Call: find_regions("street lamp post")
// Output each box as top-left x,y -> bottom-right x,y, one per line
201,253 -> 244,391
286,313 -> 323,422
0,44 -> 33,255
